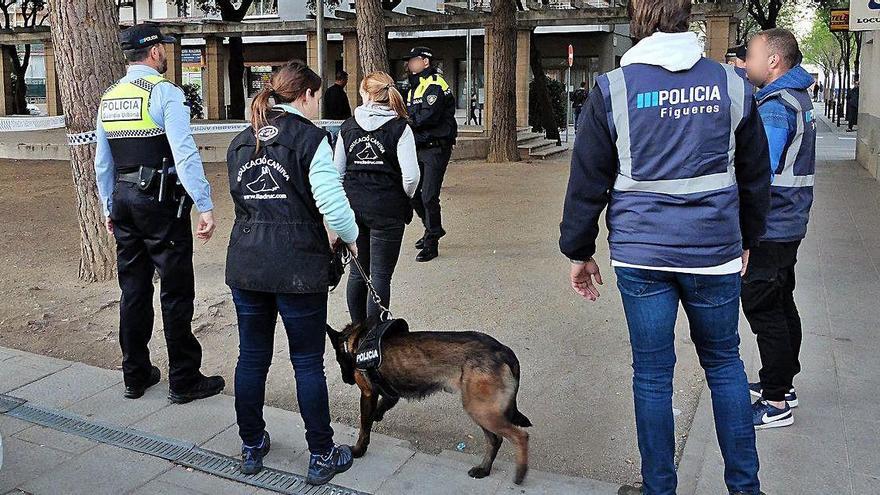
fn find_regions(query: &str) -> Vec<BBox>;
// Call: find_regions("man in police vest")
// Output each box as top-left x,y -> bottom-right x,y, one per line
404,47 -> 458,262
744,28 -> 816,430
95,24 -> 225,403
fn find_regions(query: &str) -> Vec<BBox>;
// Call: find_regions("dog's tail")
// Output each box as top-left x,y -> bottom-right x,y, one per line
503,351 -> 532,428
510,400 -> 533,428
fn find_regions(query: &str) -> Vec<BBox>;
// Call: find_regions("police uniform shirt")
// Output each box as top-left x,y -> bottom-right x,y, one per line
95,65 -> 213,217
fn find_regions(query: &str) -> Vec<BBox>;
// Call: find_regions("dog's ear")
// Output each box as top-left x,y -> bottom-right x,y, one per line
326,325 -> 342,347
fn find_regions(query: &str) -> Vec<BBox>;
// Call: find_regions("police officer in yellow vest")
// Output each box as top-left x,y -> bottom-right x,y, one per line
95,24 -> 225,403
404,47 -> 458,262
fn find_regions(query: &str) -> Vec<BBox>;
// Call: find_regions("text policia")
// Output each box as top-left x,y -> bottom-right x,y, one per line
637,84 -> 722,120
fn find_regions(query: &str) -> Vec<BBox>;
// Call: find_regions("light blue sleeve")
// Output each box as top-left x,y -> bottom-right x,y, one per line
309,137 -> 359,244
150,83 -> 214,212
757,99 -> 792,182
94,112 -> 115,218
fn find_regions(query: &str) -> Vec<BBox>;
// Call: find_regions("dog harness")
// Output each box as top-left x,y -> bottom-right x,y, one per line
352,318 -> 409,399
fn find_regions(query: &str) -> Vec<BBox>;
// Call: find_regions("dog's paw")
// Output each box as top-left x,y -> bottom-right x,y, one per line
351,445 -> 367,458
468,467 -> 491,479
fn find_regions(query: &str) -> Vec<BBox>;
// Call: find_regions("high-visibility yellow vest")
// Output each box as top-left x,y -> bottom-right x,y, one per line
99,75 -> 174,170
407,73 -> 450,105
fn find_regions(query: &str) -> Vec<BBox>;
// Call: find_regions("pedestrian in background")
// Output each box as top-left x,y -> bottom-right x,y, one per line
745,28 -> 817,430
325,70 -> 352,120
334,71 -> 420,323
559,0 -> 770,493
225,60 -> 357,484
846,79 -> 859,132
570,81 -> 588,132
95,24 -> 225,404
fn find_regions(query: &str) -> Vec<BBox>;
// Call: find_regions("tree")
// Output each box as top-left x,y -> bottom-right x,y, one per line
486,0 -> 519,162
745,0 -> 785,31
176,0 -> 255,119
801,12 -> 841,94
356,0 -> 388,74
48,0 -> 125,281
0,0 -> 49,115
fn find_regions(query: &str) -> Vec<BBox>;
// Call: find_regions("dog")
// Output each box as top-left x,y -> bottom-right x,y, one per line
326,321 -> 532,484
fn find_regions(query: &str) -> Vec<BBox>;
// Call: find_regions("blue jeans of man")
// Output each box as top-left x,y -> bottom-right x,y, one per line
615,267 -> 759,495
232,288 -> 334,455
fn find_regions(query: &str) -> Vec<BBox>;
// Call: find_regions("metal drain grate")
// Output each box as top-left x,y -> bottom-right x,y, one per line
0,394 -> 369,495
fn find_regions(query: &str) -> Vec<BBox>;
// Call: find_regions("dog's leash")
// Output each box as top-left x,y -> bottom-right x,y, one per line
342,245 -> 393,322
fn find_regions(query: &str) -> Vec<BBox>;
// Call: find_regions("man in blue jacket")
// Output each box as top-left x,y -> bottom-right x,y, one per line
744,28 -> 816,430
560,0 -> 770,493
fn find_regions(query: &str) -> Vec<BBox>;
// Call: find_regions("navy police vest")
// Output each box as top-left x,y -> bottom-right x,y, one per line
756,88 -> 816,242
597,58 -> 753,268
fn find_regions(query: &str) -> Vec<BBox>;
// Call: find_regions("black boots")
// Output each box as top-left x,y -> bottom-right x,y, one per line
124,366 -> 161,399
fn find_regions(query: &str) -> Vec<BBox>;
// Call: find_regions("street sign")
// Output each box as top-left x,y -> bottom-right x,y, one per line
830,9 -> 850,31
849,0 -> 880,31
568,44 -> 574,67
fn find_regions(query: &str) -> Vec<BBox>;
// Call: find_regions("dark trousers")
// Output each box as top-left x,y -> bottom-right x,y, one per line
573,105 -> 583,131
346,218 -> 405,324
616,268 -> 759,495
741,240 -> 803,402
231,288 -> 334,454
412,146 -> 452,248
110,181 -> 202,390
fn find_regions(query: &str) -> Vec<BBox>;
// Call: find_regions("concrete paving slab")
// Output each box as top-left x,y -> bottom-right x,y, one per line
13,425 -> 98,455
10,362 -> 120,409
375,452 -> 504,495
844,419 -> 880,478
133,465 -> 258,495
852,472 -> 880,494
0,346 -> 24,362
839,375 -> 880,424
2,351 -> 71,371
0,437 -> 70,493
132,393 -> 236,445
65,380 -> 171,426
0,360 -> 69,394
21,443 -> 172,495
322,442 -> 416,494
0,415 -> 32,437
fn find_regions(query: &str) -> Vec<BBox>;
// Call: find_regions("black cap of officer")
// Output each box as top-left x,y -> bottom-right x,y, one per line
119,24 -> 175,51
405,46 -> 434,61
726,44 -> 747,62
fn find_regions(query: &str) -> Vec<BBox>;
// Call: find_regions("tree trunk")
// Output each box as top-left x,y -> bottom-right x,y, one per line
487,0 -> 519,162
49,0 -> 124,282
228,37 -> 245,119
529,34 -> 560,143
357,0 -> 388,74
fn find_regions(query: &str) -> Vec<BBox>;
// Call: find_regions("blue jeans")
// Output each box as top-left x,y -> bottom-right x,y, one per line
232,288 -> 334,455
615,267 -> 759,495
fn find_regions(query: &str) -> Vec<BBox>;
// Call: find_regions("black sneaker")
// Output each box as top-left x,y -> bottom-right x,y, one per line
240,431 -> 271,475
749,382 -> 798,408
306,444 -> 354,485
416,247 -> 439,262
124,366 -> 161,399
168,375 -> 225,404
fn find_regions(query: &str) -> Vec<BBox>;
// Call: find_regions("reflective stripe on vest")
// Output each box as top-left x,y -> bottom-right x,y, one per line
407,74 -> 450,104
771,89 -> 815,188
605,64 -> 745,195
100,75 -> 169,139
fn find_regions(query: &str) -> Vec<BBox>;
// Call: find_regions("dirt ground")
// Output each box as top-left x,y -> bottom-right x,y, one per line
0,155 -> 707,486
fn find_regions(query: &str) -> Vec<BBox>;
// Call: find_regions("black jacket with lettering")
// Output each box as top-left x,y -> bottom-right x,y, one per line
404,67 -> 458,147
225,110 -> 331,293
340,117 -> 413,227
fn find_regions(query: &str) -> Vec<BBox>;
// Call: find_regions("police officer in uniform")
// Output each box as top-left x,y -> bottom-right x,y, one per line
404,47 -> 458,262
95,25 -> 225,403
560,0 -> 770,492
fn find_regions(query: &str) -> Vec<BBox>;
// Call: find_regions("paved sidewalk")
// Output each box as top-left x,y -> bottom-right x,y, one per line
677,110 -> 880,495
0,346 -> 619,495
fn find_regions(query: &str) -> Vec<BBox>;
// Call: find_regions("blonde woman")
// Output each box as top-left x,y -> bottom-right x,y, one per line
333,72 -> 420,324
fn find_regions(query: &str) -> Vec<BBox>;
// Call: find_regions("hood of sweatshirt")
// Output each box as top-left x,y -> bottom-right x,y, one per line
755,64 -> 815,101
620,31 -> 703,72
354,102 -> 399,131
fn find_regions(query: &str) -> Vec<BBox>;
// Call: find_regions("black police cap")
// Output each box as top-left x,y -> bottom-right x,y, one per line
119,24 -> 175,51
726,44 -> 747,61
405,46 -> 434,61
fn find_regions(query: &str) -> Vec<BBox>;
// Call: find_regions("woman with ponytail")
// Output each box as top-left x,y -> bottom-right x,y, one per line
333,71 -> 419,324
225,60 -> 356,483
